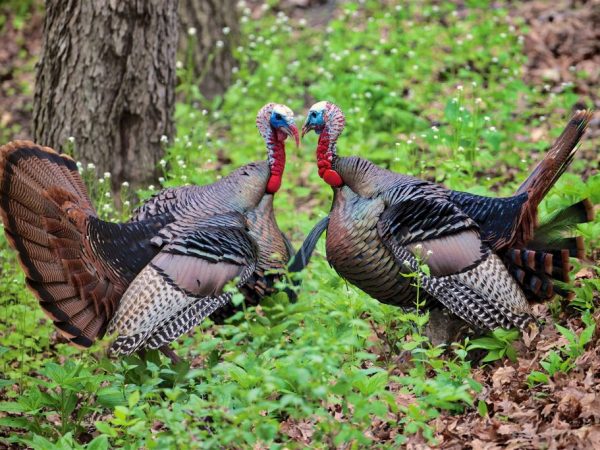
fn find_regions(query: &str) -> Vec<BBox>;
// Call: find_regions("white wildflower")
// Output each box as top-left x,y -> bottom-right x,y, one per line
160,135 -> 168,144
103,172 -> 111,179
188,27 -> 197,36
222,26 -> 231,35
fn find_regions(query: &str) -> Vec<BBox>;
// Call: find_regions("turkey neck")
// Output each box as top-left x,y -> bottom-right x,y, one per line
316,129 -> 335,177
316,129 -> 344,188
266,131 -> 287,194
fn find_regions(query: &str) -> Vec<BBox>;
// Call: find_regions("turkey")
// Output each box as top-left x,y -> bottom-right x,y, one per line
0,103 -> 299,362
296,101 -> 593,333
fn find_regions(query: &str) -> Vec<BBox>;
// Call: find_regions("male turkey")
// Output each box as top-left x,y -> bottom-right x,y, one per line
296,101 -> 593,333
0,103 -> 299,362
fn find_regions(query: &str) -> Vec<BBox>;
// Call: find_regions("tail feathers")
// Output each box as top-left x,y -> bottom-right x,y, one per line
537,199 -> 594,230
517,111 -> 593,201
288,216 -> 329,273
514,111 -> 593,246
531,199 -> 594,258
505,196 -> 594,300
505,246 -> 576,301
0,141 -> 112,347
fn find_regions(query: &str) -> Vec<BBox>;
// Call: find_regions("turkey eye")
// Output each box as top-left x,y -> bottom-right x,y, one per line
310,111 -> 317,118
275,113 -> 282,120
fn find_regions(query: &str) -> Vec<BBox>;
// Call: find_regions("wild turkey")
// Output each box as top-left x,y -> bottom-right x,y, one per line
296,101 -> 593,332
0,103 -> 299,361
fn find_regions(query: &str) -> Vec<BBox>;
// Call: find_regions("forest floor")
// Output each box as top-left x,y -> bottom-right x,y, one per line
1,1 -> 599,449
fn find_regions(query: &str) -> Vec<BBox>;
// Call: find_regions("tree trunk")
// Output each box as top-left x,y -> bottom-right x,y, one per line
33,0 -> 178,188
179,0 -> 238,99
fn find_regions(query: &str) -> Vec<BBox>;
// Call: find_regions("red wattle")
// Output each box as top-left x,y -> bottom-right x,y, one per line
323,169 -> 343,187
266,175 -> 282,194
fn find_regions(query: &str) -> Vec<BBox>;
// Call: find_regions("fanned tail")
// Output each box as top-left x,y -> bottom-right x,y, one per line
0,141 -> 111,346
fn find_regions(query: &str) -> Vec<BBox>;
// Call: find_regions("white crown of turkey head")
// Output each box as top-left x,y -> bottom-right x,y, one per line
306,101 -> 346,141
256,103 -> 295,141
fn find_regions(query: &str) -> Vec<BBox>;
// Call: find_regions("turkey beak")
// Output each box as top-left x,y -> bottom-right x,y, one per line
301,121 -> 313,139
285,123 -> 300,147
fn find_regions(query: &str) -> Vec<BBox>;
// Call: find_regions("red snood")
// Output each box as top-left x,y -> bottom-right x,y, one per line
266,139 -> 285,194
316,131 -> 343,188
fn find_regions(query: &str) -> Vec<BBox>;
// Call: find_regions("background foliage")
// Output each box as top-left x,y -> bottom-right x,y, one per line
1,0 -> 598,448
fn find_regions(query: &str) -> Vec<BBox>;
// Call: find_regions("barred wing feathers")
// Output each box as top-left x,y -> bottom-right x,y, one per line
378,196 -> 533,330
108,213 -> 259,355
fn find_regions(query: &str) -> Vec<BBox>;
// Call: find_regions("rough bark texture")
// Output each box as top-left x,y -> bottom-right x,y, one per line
179,0 -> 238,99
33,0 -> 178,188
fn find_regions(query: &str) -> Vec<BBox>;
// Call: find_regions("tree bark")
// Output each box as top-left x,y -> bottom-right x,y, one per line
33,0 -> 178,188
178,0 -> 238,99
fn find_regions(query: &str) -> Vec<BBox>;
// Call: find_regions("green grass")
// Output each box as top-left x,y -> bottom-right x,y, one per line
0,1 -> 598,448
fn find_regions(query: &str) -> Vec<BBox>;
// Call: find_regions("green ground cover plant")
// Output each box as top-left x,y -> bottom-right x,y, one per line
1,1 -> 598,448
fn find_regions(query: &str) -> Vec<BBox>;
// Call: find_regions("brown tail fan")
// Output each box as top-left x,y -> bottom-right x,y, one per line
0,141 -> 120,347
